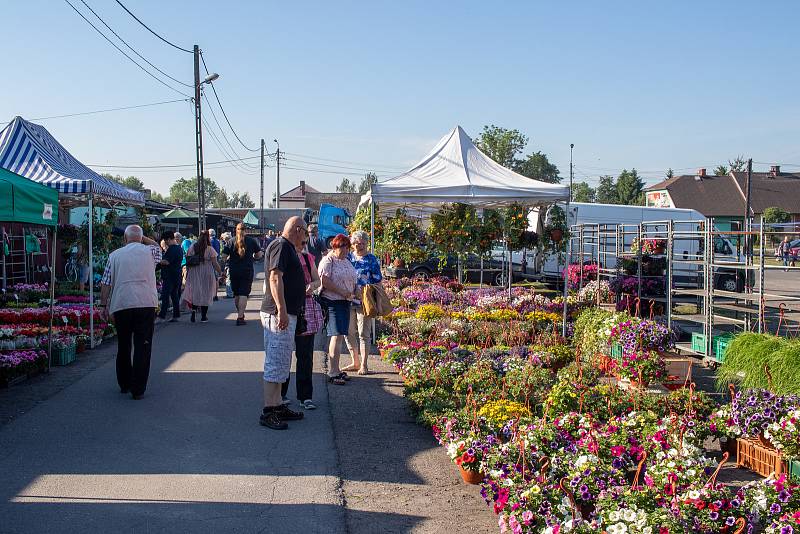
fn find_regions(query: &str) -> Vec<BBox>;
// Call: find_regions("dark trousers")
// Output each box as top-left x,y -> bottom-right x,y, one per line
159,275 -> 181,318
191,305 -> 209,320
114,307 -> 156,396
282,334 -> 315,401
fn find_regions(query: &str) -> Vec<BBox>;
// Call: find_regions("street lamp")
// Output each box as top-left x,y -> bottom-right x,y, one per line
273,139 -> 280,208
193,42 -> 220,232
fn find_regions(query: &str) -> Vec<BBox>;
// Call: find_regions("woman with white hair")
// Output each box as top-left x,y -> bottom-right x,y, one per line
343,230 -> 382,375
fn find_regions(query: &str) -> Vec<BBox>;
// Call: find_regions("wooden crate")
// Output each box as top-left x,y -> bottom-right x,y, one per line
737,438 -> 787,477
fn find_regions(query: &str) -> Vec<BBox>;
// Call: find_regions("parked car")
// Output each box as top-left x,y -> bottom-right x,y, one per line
385,254 -> 508,285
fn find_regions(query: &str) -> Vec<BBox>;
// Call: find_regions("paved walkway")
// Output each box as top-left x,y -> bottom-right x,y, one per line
0,270 -> 495,533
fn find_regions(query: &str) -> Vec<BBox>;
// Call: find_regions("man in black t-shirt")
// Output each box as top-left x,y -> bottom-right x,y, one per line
259,216 -> 308,430
158,230 -> 184,321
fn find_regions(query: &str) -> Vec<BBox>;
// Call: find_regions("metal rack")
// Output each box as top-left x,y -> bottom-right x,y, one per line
567,217 -> 800,362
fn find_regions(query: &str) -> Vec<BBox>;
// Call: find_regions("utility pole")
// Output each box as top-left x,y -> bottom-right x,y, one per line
260,138 -> 265,236
193,44 -> 206,232
745,157 -> 753,257
274,140 -> 281,208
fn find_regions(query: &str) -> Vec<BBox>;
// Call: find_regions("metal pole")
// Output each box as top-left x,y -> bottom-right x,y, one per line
275,145 -> 281,208
47,224 -> 57,372
260,138 -> 265,237
561,144 -> 574,337
88,190 -> 94,349
194,44 -> 206,232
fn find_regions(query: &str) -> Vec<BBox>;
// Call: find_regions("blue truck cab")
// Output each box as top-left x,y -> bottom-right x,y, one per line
317,203 -> 352,246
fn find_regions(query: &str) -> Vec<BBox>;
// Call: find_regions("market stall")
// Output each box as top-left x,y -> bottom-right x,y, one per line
0,116 -> 145,349
359,125 -> 569,300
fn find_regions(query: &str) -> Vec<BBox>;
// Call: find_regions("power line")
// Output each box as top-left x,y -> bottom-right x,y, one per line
63,0 -> 190,98
200,52 -> 260,152
114,0 -> 192,54
79,0 -> 191,88
282,156 -> 400,174
201,114 -> 255,175
201,92 -> 257,170
0,98 -> 188,125
283,151 -> 406,170
89,154 -> 261,169
282,165 -> 390,178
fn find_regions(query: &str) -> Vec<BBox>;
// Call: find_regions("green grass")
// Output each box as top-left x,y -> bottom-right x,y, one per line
716,332 -> 800,394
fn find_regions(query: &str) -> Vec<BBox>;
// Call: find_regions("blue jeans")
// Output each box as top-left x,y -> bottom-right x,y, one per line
159,275 -> 181,318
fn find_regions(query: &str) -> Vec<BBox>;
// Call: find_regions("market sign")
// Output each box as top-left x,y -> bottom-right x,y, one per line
646,190 -> 672,208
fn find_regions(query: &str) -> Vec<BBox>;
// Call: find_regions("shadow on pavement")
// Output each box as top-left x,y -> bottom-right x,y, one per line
3,501 -> 425,534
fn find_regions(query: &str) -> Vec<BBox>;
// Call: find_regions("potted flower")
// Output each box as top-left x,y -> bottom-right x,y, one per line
545,205 -> 569,246
731,388 -> 800,446
742,474 -> 800,529
708,404 -> 742,456
765,409 -> 800,459
616,349 -> 667,388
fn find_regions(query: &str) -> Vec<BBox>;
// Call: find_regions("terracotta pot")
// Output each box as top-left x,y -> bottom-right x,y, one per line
458,466 -> 484,485
550,229 -> 563,243
393,258 -> 405,268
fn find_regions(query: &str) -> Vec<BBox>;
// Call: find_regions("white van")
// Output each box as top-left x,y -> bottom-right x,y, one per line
496,202 -> 740,289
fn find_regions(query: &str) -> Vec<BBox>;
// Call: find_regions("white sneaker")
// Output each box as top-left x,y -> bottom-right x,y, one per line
301,400 -> 317,410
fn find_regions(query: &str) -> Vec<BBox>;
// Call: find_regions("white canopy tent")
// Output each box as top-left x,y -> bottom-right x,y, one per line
359,125 -> 569,211
360,125 -> 571,332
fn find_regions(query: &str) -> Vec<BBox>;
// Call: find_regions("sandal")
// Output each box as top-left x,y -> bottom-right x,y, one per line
328,375 -> 346,385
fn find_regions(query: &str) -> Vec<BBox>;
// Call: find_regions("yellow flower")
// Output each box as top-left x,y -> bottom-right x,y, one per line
415,304 -> 447,321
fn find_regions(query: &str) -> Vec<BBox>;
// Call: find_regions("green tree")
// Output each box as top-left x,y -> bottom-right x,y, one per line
149,191 -> 168,203
336,178 -> 357,193
358,172 -> 378,194
571,181 -> 596,202
595,176 -> 618,204
666,168 -> 674,179
102,173 -> 145,191
169,177 -> 220,208
475,125 -> 528,168
515,152 -> 561,183
229,191 -> 255,208
714,165 -> 729,176
616,169 -> 645,205
729,155 -> 747,172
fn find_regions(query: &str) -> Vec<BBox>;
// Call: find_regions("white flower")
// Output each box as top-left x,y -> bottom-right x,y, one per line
622,509 -> 636,522
608,511 -> 620,522
687,490 -> 701,500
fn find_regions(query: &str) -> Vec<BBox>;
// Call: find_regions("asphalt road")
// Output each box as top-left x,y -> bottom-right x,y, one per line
0,270 -> 496,534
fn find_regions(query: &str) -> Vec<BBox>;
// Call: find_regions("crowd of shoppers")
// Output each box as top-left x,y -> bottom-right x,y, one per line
100,218 -> 383,433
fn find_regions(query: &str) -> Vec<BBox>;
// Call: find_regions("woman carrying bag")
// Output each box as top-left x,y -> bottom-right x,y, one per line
182,230 -> 223,322
281,238 -> 323,409
343,230 -> 382,375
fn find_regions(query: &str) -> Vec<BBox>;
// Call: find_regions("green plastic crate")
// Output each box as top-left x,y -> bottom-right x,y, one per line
691,332 -> 708,354
50,344 -> 76,366
714,335 -> 734,363
610,342 -> 623,358
790,459 -> 800,483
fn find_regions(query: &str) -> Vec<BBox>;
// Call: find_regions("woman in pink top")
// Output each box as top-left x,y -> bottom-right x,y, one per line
317,234 -> 358,385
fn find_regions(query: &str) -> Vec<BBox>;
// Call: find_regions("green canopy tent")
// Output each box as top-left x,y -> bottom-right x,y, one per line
242,210 -> 260,228
0,168 -> 59,372
161,208 -> 199,234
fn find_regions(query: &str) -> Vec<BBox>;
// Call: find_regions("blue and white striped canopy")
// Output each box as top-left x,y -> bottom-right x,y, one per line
0,116 -> 145,205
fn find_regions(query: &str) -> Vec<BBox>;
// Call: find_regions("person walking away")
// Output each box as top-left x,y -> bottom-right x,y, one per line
343,230 -> 382,375
260,216 -> 307,430
99,225 -> 162,400
182,231 -> 222,322
220,231 -> 234,298
281,237 -> 323,409
157,231 -> 183,322
780,236 -> 792,272
224,223 -> 263,325
307,224 -> 328,267
318,233 -> 358,386
209,229 -> 222,301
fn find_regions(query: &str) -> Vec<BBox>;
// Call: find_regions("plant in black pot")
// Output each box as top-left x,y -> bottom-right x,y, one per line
544,205 -> 569,252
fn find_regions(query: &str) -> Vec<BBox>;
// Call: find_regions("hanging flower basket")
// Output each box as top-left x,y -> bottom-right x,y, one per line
549,229 -> 563,243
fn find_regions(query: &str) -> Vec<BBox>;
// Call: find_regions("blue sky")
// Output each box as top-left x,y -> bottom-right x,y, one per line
2,0 -> 799,201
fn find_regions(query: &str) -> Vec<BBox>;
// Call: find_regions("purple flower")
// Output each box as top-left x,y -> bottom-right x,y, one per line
778,490 -> 791,503
709,511 -> 719,520
726,517 -> 736,526
770,503 -> 782,514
